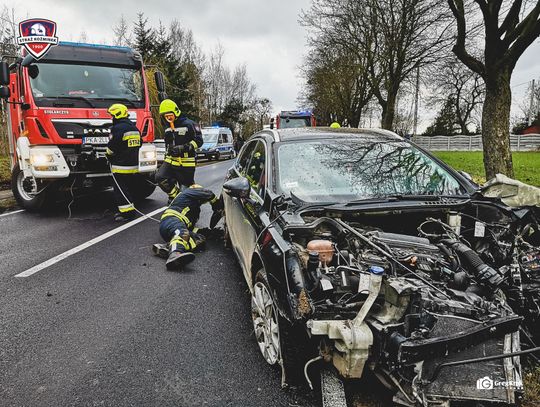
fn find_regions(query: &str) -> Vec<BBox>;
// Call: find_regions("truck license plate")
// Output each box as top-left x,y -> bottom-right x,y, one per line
83,136 -> 110,145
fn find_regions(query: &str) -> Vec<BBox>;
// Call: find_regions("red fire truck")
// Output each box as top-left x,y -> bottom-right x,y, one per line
0,42 -> 161,211
272,110 -> 316,129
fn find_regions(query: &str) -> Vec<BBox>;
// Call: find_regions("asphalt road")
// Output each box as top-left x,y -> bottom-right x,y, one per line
0,159 -> 319,407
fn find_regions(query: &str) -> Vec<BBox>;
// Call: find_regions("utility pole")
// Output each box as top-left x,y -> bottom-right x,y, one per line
528,79 -> 536,126
413,66 -> 420,136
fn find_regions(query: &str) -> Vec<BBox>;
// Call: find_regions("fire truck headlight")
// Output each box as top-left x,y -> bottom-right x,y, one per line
30,153 -> 55,166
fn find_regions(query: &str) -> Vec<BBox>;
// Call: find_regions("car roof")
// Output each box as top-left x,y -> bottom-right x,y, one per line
255,127 -> 404,143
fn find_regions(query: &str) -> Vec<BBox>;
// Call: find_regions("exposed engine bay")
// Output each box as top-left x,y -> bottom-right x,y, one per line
282,200 -> 540,406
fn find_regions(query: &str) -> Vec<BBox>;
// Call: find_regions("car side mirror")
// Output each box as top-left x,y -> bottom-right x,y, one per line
0,86 -> 10,99
0,62 -> 9,86
154,71 -> 167,100
28,64 -> 39,79
223,177 -> 251,199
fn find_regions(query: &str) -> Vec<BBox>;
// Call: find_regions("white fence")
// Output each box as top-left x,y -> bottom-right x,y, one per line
412,134 -> 540,151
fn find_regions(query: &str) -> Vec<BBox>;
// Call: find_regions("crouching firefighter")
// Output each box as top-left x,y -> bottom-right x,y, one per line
106,104 -> 142,221
155,99 -> 203,202
153,184 -> 224,270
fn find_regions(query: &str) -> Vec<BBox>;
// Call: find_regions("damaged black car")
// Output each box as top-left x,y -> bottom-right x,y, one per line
221,128 -> 540,407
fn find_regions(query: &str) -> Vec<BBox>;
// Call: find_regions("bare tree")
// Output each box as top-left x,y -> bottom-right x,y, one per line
301,0 -> 451,130
253,98 -> 273,129
448,0 -> 540,178
203,44 -> 257,126
429,56 -> 485,134
0,6 -> 19,56
112,15 -> 132,47
300,44 -> 372,127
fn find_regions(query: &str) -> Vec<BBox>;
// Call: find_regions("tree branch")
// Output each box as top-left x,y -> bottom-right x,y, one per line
448,0 -> 486,76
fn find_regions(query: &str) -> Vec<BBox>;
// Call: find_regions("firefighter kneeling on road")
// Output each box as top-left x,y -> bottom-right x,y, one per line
106,103 -> 142,221
152,184 -> 224,270
155,99 -> 203,202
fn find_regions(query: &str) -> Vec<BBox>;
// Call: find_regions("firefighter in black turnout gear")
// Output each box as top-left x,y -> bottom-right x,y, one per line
155,99 -> 203,201
152,184 -> 224,270
106,103 -> 142,221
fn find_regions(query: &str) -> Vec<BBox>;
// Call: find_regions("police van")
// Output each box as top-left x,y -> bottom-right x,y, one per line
196,127 -> 235,160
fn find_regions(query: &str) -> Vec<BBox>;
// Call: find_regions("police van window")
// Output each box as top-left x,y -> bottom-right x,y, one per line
237,141 -> 256,173
218,134 -> 225,144
245,141 -> 266,198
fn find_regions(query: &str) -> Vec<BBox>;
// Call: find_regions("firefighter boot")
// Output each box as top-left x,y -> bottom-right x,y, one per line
152,243 -> 169,259
190,232 -> 206,253
166,251 -> 195,270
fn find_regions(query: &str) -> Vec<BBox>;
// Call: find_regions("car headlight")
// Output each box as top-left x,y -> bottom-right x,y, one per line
30,153 -> 54,165
142,150 -> 157,160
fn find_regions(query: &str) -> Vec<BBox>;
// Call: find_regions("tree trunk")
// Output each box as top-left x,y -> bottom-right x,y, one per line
381,90 -> 397,130
481,68 -> 514,180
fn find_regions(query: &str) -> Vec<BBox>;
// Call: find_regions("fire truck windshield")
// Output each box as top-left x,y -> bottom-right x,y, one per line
280,117 -> 311,129
29,62 -> 145,108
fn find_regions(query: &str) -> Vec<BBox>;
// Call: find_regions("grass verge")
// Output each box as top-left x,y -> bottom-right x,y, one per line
0,155 -> 10,190
433,151 -> 540,187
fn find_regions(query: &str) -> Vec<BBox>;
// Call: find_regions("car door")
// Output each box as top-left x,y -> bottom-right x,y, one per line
224,140 -> 256,271
225,140 -> 266,283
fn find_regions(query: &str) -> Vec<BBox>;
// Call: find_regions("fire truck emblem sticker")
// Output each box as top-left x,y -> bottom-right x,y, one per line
17,18 -> 59,60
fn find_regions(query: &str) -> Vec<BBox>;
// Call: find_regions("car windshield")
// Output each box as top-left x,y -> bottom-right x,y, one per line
29,62 -> 145,108
277,139 -> 466,203
202,133 -> 218,143
280,117 -> 311,129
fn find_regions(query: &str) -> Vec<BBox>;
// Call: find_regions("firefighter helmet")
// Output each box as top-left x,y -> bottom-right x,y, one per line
159,99 -> 181,117
330,122 -> 341,129
108,103 -> 129,119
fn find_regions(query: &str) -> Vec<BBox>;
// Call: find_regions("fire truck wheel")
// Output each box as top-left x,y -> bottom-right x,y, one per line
11,163 -> 50,212
133,174 -> 156,202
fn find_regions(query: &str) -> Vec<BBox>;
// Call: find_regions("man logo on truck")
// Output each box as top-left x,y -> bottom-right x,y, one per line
17,18 -> 59,60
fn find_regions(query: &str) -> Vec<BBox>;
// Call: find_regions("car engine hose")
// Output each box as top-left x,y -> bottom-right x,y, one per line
443,240 -> 503,288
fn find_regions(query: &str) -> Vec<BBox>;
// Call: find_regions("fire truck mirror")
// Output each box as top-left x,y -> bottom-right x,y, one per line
28,65 -> 39,79
0,62 -> 9,86
0,86 -> 10,99
154,71 -> 166,94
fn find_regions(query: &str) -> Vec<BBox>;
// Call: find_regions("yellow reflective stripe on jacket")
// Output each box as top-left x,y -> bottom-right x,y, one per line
209,196 -> 218,205
111,165 -> 139,174
122,131 -> 141,141
106,147 -> 114,155
161,207 -> 191,227
190,140 -> 198,149
182,157 -> 196,167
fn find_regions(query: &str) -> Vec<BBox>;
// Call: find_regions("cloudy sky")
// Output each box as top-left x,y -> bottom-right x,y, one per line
3,0 -> 539,129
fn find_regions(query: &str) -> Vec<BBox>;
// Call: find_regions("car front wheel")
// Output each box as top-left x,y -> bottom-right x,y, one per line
252,270 -> 280,365
251,269 -> 311,385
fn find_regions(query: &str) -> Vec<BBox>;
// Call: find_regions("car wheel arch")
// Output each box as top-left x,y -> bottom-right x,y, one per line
250,252 -> 265,287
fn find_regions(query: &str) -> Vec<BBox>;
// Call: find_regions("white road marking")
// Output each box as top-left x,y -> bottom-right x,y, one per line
0,209 -> 25,218
14,206 -> 167,278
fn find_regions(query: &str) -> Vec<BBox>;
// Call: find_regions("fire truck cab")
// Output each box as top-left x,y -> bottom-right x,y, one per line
0,42 -> 159,211
272,110 -> 316,129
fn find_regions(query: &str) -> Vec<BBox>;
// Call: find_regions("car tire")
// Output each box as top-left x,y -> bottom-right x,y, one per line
252,269 -> 310,386
11,163 -> 52,212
